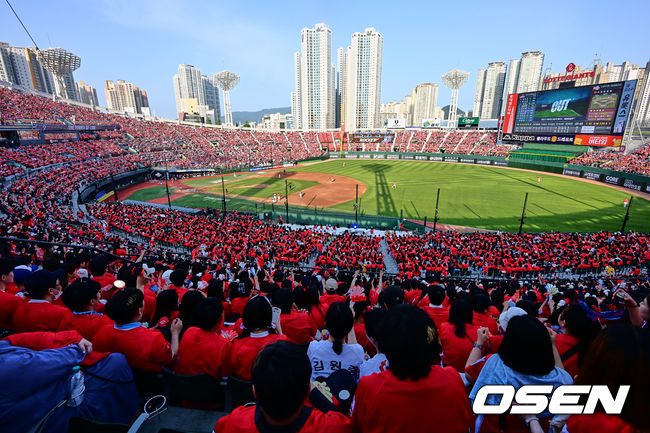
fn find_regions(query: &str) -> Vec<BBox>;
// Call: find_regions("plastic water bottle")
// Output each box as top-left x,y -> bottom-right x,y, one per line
67,365 -> 85,407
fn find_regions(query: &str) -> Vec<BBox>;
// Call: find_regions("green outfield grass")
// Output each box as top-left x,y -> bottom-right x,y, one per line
125,160 -> 650,233
126,186 -> 176,202
211,176 -> 318,199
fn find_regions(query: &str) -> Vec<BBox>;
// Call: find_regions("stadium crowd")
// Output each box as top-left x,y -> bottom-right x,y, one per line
0,85 -> 649,432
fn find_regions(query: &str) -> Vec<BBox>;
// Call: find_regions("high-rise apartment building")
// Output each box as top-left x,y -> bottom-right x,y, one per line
173,64 -> 221,122
412,83 -> 439,126
105,80 -> 149,114
474,62 -> 506,119
75,81 -> 99,106
516,51 -> 544,93
341,27 -> 383,129
293,23 -> 335,130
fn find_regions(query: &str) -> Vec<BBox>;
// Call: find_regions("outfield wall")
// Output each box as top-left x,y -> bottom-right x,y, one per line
327,151 -> 650,195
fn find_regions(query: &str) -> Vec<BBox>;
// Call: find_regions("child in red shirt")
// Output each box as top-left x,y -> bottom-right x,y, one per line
58,278 -> 114,341
94,288 -> 182,372
176,298 -> 231,379
214,341 -> 351,433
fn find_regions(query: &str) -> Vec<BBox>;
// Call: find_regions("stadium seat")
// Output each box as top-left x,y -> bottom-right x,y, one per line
161,370 -> 226,409
226,376 -> 255,411
131,367 -> 165,398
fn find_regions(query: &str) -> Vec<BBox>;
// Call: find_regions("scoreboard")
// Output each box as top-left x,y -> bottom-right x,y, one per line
502,80 -> 636,146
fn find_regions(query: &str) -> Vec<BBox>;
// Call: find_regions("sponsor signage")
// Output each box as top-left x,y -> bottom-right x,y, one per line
604,175 -> 622,185
422,118 -> 442,128
543,71 -> 595,84
623,179 -> 642,191
476,159 -> 492,165
460,158 -> 475,163
645,185 -> 650,193
502,133 -> 536,142
493,160 -> 508,167
250,166 -> 268,172
358,154 -> 371,159
345,154 -> 358,159
429,156 -> 444,161
387,154 -> 400,160
458,117 -> 480,128
582,171 -> 601,181
574,135 -> 622,147
535,134 -> 575,144
402,155 -> 414,160
612,80 -> 637,134
330,154 -> 339,159
563,168 -> 581,177
414,155 -> 428,160
387,118 -> 406,128
350,132 -> 395,144
503,93 -> 518,134
445,157 -> 460,163
372,154 -> 386,159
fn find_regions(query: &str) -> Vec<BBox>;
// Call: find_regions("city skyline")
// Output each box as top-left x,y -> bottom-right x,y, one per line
2,0 -> 649,120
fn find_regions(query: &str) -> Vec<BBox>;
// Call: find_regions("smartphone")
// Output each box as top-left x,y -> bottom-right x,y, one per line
272,307 -> 281,324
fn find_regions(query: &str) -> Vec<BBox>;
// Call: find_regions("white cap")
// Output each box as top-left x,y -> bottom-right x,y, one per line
161,269 -> 173,284
499,307 -> 527,332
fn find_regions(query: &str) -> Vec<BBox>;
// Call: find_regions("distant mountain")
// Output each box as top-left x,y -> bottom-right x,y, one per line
223,107 -> 291,125
441,105 -> 466,119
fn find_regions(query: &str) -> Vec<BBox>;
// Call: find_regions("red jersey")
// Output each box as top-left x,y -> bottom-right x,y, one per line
230,296 -> 250,317
438,322 -> 478,372
555,333 -> 580,378
320,293 -> 346,306
0,290 -> 25,329
567,413 -> 636,433
93,323 -> 174,372
309,304 -> 328,330
12,301 -> 73,332
176,327 -> 232,379
352,367 -> 472,433
421,305 -> 449,329
280,312 -> 316,344
214,404 -> 352,433
473,311 -> 499,334
229,332 -> 288,380
93,274 -> 117,300
57,311 -> 114,341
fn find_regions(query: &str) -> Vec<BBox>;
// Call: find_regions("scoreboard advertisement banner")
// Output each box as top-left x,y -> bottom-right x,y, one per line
458,117 -> 479,128
349,132 -> 395,144
502,80 -> 636,146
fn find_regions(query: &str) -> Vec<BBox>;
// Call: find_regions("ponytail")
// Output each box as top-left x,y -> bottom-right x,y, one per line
332,338 -> 343,355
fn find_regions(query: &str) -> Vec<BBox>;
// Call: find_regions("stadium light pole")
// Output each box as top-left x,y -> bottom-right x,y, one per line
518,192 -> 529,234
215,71 -> 240,127
441,70 -> 469,128
37,47 -> 81,100
620,196 -> 633,232
433,188 -> 440,232
284,179 -> 289,223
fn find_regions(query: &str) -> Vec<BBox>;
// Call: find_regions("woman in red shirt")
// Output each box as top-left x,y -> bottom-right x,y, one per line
352,304 -> 472,433
274,288 -> 316,344
555,304 -> 600,379
438,298 -> 478,372
229,296 -> 287,380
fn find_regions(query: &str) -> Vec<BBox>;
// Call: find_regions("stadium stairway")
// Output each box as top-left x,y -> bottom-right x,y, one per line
380,237 -> 399,274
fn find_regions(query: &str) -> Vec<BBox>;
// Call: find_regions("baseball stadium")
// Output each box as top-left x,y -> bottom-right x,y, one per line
1,2 -> 650,433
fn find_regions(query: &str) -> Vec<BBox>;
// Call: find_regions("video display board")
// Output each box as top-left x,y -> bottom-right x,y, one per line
502,80 -> 636,146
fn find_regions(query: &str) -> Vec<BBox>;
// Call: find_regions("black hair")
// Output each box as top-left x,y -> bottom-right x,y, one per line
150,289 -> 178,327
363,308 -> 388,342
170,269 -> 186,287
427,285 -> 446,306
206,279 -> 225,301
251,341 -> 311,421
471,293 -> 492,314
88,257 -> 108,277
379,285 -> 404,310
352,300 -> 368,321
499,315 -> 555,375
0,257 -> 14,277
325,302 -> 353,355
197,297 -> 223,330
241,295 -> 273,338
377,304 -> 439,381
559,304 -> 601,367
24,270 -> 58,299
62,278 -> 101,312
448,298 -> 473,338
293,285 -> 320,310
105,287 -> 144,325
273,287 -> 293,314
516,299 -> 538,317
179,290 -> 204,329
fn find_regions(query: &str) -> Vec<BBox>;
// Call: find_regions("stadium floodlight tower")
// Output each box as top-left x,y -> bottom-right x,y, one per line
215,70 -> 240,127
37,47 -> 81,99
441,69 -> 469,128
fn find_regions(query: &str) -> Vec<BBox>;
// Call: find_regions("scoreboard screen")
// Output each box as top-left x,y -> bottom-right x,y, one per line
502,80 -> 636,146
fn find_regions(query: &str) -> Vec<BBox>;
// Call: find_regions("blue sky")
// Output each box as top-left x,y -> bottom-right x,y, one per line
2,0 -> 649,119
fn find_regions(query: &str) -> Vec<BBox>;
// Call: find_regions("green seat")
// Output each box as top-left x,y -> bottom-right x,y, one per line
161,370 -> 226,409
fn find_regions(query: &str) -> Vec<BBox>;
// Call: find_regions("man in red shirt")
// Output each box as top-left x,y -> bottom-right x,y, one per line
58,278 -> 114,341
420,284 -> 449,329
214,341 -> 352,433
352,305 -> 472,433
94,288 -> 182,372
89,257 -> 117,300
0,258 -> 24,329
176,297 -> 231,379
168,269 -> 189,300
13,270 -> 72,332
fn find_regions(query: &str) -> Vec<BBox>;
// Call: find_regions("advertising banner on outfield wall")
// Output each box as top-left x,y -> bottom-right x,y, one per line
387,154 -> 399,160
623,179 -> 643,191
494,160 -> 508,167
563,168 -> 581,177
645,185 -> 650,193
460,158 -> 475,163
604,175 -> 622,185
430,156 -> 443,161
445,157 -> 460,163
373,154 -> 386,159
358,154 -> 371,159
476,159 -> 492,165
345,154 -> 358,159
582,171 -> 601,181
415,155 -> 428,160
402,155 -> 414,160
330,154 -> 339,158
574,135 -> 623,147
